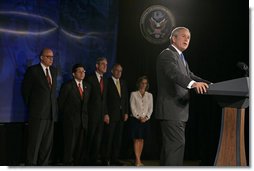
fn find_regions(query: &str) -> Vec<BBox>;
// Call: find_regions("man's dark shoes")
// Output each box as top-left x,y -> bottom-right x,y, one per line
111,160 -> 124,166
101,160 -> 110,166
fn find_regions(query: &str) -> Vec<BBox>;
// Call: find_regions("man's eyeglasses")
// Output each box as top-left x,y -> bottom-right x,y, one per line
43,56 -> 54,60
76,70 -> 86,74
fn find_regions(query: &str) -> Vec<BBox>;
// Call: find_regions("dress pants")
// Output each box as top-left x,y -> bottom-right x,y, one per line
26,118 -> 54,165
101,120 -> 123,162
86,120 -> 104,164
160,120 -> 186,166
63,121 -> 87,165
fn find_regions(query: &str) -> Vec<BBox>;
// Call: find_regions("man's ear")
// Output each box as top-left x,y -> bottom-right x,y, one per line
172,36 -> 176,43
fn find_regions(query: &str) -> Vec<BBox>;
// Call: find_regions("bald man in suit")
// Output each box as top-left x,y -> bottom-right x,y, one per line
101,64 -> 128,166
22,48 -> 57,165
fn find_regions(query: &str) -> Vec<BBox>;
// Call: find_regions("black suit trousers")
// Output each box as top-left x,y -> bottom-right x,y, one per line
101,120 -> 124,161
26,118 -> 54,165
87,120 -> 104,163
63,121 -> 87,165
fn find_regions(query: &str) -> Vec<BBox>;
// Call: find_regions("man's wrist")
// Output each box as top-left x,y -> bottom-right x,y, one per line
187,80 -> 196,89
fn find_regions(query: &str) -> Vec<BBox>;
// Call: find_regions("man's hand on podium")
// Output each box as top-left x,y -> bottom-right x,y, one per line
192,82 -> 209,94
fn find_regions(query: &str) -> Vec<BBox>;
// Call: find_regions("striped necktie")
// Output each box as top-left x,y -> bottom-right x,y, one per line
45,68 -> 52,88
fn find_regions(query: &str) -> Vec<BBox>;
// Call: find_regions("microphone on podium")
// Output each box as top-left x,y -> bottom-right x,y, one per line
237,62 -> 249,77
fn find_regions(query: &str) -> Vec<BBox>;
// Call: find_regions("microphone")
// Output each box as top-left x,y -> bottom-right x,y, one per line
237,62 -> 249,76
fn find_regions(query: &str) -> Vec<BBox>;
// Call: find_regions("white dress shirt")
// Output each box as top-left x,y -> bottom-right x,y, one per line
95,71 -> 103,83
130,91 -> 153,120
75,79 -> 83,91
40,63 -> 52,83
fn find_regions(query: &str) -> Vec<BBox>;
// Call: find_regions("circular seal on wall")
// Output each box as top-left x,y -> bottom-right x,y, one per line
140,5 -> 175,44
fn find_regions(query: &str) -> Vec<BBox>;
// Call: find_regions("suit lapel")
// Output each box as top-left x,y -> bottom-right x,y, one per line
111,78 -> 121,98
49,67 -> 56,88
177,53 -> 188,74
92,74 -> 106,97
72,80 -> 82,100
169,46 -> 188,75
168,45 -> 188,75
99,75 -> 107,96
102,76 -> 107,97
93,74 -> 101,93
38,64 -> 51,89
82,82 -> 88,99
119,79 -> 123,98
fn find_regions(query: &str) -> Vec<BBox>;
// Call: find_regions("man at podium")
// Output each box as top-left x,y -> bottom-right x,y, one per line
155,27 -> 211,166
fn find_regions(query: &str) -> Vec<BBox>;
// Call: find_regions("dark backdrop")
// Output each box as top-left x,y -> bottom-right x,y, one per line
116,0 -> 249,166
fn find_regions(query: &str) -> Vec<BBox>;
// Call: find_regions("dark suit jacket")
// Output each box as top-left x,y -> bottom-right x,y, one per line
22,64 -> 57,120
86,74 -> 108,123
58,80 -> 91,129
107,77 -> 128,122
155,46 -> 211,122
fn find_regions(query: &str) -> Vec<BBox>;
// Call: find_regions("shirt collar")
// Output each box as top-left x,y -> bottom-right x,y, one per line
95,71 -> 103,78
171,45 -> 182,55
112,76 -> 119,84
138,90 -> 147,97
95,71 -> 104,83
40,63 -> 49,71
74,79 -> 83,86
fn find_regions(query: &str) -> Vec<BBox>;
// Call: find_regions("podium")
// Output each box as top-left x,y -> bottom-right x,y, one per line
205,77 -> 249,166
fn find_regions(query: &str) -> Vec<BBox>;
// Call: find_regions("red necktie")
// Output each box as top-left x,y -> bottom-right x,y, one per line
78,83 -> 83,98
46,68 -> 52,89
100,76 -> 104,94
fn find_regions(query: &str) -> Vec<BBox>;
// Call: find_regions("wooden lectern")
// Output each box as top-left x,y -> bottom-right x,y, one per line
205,77 -> 249,166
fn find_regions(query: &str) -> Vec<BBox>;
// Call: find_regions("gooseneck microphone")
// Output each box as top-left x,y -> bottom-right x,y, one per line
237,62 -> 249,77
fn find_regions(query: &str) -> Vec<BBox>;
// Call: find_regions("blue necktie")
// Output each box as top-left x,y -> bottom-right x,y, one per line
180,53 -> 186,66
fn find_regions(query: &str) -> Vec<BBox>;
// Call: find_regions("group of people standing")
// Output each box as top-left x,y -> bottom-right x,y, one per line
22,53 -> 152,166
22,26 -> 210,166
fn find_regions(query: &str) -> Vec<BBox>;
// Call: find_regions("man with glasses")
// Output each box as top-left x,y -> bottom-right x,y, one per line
22,48 -> 57,165
58,64 -> 91,165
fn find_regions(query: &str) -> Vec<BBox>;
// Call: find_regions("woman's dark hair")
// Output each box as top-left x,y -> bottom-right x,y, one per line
136,75 -> 149,91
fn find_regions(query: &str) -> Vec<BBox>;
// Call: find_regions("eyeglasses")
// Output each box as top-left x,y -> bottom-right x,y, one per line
76,70 -> 86,74
44,56 -> 54,60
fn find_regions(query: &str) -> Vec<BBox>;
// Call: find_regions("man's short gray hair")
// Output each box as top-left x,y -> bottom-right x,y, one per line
169,27 -> 190,44
96,57 -> 107,64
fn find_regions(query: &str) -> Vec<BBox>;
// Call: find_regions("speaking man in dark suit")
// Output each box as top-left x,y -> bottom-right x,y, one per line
101,63 -> 128,166
22,48 -> 57,165
58,64 -> 91,165
86,57 -> 108,165
156,27 -> 211,166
